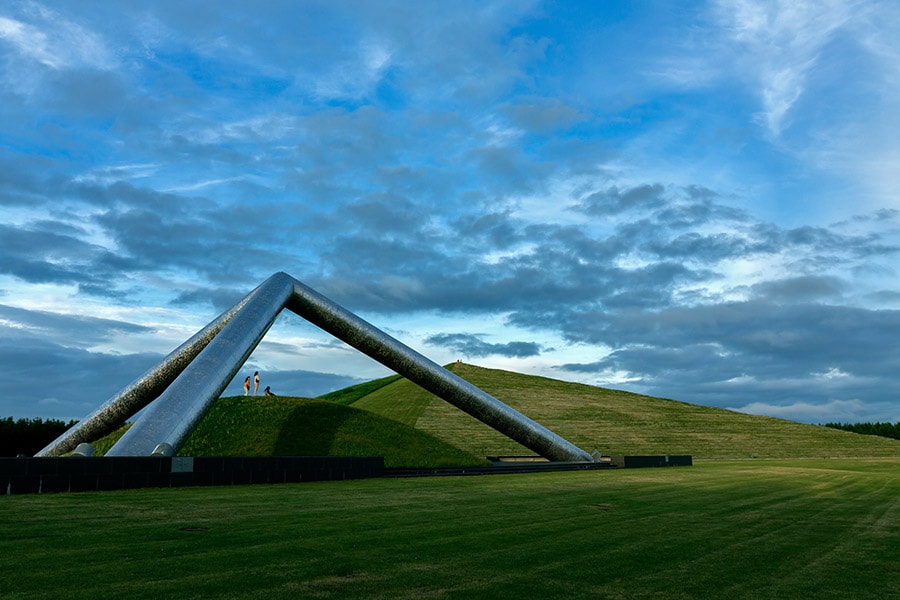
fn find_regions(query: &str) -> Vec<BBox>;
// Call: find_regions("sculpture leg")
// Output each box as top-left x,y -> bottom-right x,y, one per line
285,278 -> 593,463
87,271 -> 592,462
35,282 -> 262,457
105,273 -> 294,457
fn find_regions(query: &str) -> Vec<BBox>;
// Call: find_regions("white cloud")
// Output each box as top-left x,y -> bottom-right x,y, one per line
0,15 -> 59,67
164,177 -> 246,193
730,398 -> 866,423
73,164 -> 158,185
313,38 -> 394,101
181,113 -> 302,146
713,0 -> 852,137
0,5 -> 116,71
817,367 -> 850,380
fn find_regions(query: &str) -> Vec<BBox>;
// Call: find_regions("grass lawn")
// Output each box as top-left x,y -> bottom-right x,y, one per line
1,458 -> 897,599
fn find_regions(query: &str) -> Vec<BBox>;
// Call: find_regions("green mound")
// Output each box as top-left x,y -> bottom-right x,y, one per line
348,362 -> 900,460
90,362 -> 897,463
178,396 -> 485,467
317,373 -> 403,405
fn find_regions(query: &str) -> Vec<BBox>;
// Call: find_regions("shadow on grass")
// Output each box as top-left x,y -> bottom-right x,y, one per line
272,399 -> 487,467
273,402 -> 352,456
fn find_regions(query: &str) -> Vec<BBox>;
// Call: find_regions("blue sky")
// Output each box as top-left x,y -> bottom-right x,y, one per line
1,0 -> 898,426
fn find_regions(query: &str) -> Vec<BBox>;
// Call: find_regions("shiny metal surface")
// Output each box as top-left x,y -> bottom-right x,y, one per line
35,283 -> 261,457
65,272 -> 592,462
286,278 -> 593,463
105,273 -> 294,456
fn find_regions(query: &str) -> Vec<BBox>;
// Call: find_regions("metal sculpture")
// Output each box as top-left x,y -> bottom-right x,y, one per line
36,282 -> 262,457
40,272 -> 594,462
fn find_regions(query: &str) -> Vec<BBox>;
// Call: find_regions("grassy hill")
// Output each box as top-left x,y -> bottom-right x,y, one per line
346,362 -> 899,460
91,396 -> 486,467
180,396 -> 484,467
91,362 -> 897,462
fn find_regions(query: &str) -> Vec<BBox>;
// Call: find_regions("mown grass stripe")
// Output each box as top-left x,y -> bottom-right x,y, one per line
4,459 -> 896,599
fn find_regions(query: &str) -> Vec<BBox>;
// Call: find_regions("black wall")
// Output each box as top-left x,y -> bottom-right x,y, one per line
1,455 -> 384,494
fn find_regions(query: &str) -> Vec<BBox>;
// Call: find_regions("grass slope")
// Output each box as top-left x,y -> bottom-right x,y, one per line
88,362 -> 897,464
350,362 -> 900,460
178,396 -> 485,467
1,459 -> 897,599
316,374 -> 403,405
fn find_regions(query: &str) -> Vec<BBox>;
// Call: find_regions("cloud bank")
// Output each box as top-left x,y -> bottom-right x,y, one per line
1,1 -> 898,426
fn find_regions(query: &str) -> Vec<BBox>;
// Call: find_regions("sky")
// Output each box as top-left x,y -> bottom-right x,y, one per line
1,0 -> 898,427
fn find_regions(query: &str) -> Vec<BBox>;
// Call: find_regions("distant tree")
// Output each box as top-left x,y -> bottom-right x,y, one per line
0,417 -> 78,457
823,422 -> 900,441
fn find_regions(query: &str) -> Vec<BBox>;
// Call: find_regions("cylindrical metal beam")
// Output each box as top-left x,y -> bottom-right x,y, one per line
85,271 -> 592,462
105,273 -> 295,456
286,278 -> 593,463
36,284 -> 260,457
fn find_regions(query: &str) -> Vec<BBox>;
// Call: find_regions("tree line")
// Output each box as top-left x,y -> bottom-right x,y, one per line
1,417 -> 78,457
823,421 -> 900,441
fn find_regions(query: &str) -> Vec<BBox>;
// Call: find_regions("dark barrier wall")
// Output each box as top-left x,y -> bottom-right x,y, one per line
609,455 -> 693,468
2,455 -> 690,494
1,456 -> 384,495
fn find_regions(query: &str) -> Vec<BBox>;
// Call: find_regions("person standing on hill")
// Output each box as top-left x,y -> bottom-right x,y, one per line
253,371 -> 260,395
243,376 -> 251,396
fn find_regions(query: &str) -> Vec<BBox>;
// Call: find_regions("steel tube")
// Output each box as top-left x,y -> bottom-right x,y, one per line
78,271 -> 592,462
36,284 -> 260,457
105,273 -> 294,456
286,277 -> 593,462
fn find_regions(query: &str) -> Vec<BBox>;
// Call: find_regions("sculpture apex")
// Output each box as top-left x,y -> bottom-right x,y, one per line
40,273 -> 594,463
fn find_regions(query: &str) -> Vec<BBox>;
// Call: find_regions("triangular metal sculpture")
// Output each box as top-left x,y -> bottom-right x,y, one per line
38,272 -> 593,462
